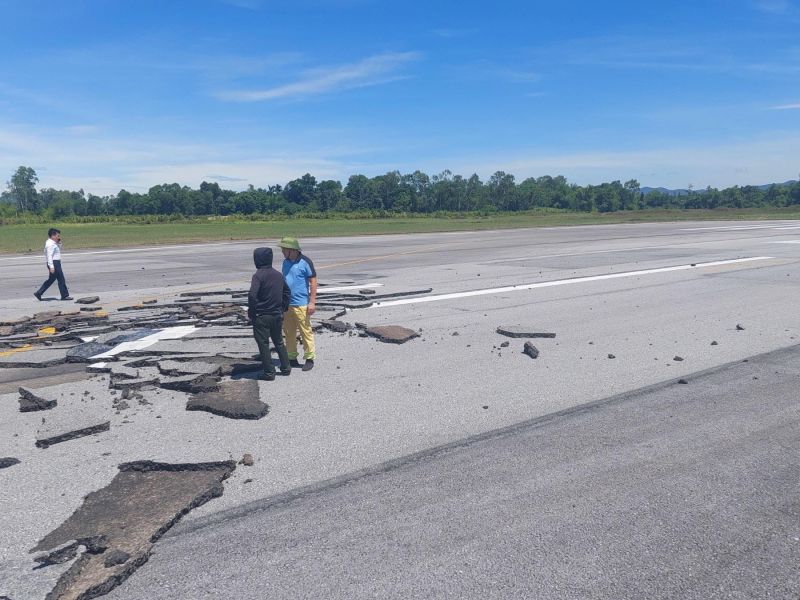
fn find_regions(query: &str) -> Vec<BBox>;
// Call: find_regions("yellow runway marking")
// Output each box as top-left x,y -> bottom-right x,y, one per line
0,344 -> 33,357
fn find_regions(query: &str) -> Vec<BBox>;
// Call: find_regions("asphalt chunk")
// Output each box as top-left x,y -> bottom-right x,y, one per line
186,379 -> 268,420
75,297 -> 100,305
33,460 -> 235,600
66,342 -> 114,363
0,457 -> 21,469
364,325 -> 420,344
497,326 -> 556,339
18,387 -> 58,412
523,342 -> 539,359
36,421 -> 111,449
321,320 -> 349,333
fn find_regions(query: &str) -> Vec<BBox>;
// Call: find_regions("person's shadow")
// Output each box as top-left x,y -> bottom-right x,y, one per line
230,359 -> 280,380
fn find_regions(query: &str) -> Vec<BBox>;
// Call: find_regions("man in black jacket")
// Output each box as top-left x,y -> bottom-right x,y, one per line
248,248 -> 291,381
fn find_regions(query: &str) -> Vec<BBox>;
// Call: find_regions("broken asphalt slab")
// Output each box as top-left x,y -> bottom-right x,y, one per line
186,379 -> 268,420
35,421 -> 111,449
32,460 -> 236,600
66,342 -> 114,363
18,387 -> 58,412
364,325 -> 420,344
0,457 -> 21,469
0,348 -> 69,369
496,326 -> 557,339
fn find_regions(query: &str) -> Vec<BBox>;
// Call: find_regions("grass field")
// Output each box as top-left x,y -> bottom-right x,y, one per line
1,208 -> 799,254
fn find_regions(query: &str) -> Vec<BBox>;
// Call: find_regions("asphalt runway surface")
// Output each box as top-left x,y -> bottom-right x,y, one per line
109,344 -> 800,600
2,220 -> 800,599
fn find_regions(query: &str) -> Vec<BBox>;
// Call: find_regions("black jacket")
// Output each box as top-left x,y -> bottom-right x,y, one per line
248,248 -> 290,318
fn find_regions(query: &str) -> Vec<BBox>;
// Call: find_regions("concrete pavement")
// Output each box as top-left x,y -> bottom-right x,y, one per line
109,343 -> 800,600
3,220 -> 800,598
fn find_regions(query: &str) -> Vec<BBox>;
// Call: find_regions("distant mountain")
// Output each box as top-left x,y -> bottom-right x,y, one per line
641,180 -> 798,196
640,187 -> 690,196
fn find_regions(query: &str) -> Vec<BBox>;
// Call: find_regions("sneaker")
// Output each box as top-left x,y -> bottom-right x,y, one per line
263,373 -> 276,381
60,296 -> 74,301
279,368 -> 292,376
302,359 -> 314,372
34,292 -> 42,301
289,359 -> 301,368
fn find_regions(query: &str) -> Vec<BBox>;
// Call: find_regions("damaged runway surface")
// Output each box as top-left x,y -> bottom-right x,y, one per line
2,221 -> 800,599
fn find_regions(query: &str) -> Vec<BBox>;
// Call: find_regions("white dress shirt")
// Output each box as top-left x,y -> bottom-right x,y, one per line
45,238 -> 61,268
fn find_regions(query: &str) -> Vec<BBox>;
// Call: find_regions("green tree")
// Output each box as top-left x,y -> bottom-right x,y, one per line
487,171 -> 516,210
283,174 -> 318,207
7,166 -> 39,212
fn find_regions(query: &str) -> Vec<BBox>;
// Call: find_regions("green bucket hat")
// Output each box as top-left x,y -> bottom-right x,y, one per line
278,236 -> 301,251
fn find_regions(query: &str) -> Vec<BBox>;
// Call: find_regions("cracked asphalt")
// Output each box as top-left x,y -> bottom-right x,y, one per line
2,220 -> 800,599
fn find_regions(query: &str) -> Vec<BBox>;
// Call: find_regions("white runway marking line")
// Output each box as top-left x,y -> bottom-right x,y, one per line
679,223 -> 797,232
90,325 -> 197,359
770,240 -> 800,244
486,244 -> 681,263
370,257 -> 773,308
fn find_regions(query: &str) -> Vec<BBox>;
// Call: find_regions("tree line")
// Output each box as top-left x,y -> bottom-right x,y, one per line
3,166 -> 800,220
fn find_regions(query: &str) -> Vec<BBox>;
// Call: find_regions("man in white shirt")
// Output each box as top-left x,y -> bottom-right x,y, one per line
34,228 -> 72,301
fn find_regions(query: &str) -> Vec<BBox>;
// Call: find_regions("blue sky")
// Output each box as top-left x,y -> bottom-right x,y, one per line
1,0 -> 799,195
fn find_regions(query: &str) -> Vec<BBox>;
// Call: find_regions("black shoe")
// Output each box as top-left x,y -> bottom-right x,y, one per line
34,292 -> 42,301
263,373 -> 276,381
60,296 -> 74,301
289,359 -> 301,368
302,359 -> 314,372
279,368 -> 292,376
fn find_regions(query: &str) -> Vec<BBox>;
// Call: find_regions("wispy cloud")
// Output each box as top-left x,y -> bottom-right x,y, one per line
55,46 -> 304,80
528,34 -> 800,76
451,60 -> 541,85
0,121 -> 366,195
448,135 -> 800,189
770,102 -> 800,109
220,0 -> 263,9
64,125 -> 100,135
216,51 -> 421,102
432,28 -> 478,39
204,174 -> 248,182
753,0 -> 793,14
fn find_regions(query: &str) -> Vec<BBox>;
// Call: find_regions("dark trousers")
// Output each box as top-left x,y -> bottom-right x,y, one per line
36,260 -> 69,299
253,313 -> 290,375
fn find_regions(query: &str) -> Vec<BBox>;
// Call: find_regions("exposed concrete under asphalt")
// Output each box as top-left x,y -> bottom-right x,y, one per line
3,221 -> 800,598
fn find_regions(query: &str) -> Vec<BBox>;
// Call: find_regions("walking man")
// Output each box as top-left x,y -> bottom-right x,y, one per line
279,236 -> 317,371
248,247 -> 291,381
34,228 -> 73,301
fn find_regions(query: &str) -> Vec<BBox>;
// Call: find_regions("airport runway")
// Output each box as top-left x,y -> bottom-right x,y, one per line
3,220 -> 800,599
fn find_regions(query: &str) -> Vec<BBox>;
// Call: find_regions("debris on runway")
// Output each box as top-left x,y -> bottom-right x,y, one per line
32,460 -> 236,600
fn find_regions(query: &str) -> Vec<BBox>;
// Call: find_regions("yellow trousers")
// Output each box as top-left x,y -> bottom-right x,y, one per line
283,305 -> 315,360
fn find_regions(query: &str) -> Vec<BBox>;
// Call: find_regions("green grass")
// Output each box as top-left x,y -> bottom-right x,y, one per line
2,208 -> 799,254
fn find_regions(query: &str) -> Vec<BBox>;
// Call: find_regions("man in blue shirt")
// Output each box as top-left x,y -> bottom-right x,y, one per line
279,236 -> 317,371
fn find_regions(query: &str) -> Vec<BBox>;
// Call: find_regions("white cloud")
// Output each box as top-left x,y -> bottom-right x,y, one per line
0,122 -> 362,195
220,0 -> 263,9
64,125 -> 100,135
753,0 -> 792,14
770,102 -> 800,109
216,51 -> 421,102
431,28 -> 478,39
443,136 -> 800,189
